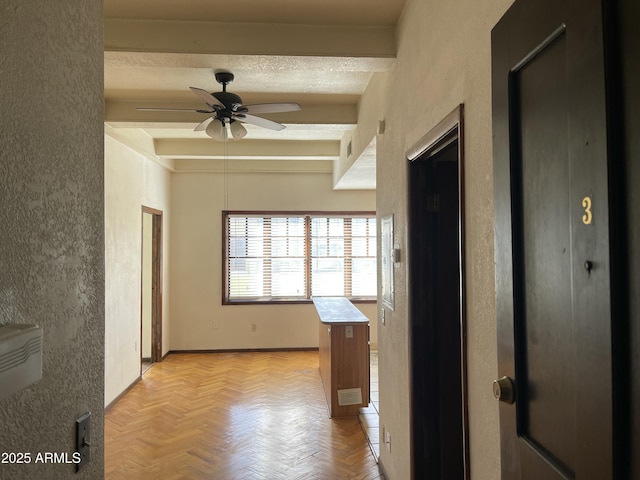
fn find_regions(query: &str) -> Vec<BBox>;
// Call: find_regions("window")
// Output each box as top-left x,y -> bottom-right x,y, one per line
223,211 -> 376,304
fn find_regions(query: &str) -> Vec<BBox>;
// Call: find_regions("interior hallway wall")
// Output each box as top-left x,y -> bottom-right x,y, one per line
0,1 -> 105,478
373,0 -> 514,478
104,135 -> 171,406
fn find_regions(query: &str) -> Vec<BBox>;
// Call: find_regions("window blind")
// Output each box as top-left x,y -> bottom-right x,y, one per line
227,215 -> 306,300
224,212 -> 376,303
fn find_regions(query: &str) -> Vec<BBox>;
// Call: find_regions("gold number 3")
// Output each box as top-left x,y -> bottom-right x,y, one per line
582,196 -> 593,225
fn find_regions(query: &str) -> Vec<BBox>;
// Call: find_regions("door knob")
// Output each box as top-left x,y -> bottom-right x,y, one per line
493,376 -> 515,404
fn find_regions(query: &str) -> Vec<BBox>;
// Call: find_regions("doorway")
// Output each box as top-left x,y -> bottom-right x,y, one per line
141,206 -> 163,374
407,105 -> 468,479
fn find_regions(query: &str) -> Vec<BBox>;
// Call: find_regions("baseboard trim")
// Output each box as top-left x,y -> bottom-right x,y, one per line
378,458 -> 390,479
104,375 -> 141,412
168,347 -> 319,355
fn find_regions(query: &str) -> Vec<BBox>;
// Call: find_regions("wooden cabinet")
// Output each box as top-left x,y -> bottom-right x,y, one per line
313,297 -> 370,417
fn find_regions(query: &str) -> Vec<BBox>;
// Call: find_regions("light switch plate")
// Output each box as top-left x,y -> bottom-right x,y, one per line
76,412 -> 91,472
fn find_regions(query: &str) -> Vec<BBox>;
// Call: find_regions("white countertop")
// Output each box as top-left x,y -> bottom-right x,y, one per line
312,297 -> 369,324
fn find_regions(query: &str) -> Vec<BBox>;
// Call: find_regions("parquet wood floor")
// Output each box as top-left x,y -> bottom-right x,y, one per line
105,351 -> 384,480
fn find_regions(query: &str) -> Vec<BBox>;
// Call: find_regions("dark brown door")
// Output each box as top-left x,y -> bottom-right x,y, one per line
408,106 -> 468,480
492,0 -> 614,478
409,143 -> 464,480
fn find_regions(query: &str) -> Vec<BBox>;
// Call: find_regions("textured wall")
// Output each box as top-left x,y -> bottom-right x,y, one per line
373,0 -> 513,478
0,1 -> 104,478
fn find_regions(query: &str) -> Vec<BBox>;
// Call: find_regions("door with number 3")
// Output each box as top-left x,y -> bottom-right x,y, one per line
492,0 -> 617,478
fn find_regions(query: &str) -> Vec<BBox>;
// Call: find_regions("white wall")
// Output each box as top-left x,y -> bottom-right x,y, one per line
373,0 -> 514,478
170,171 -> 377,351
104,135 -> 171,406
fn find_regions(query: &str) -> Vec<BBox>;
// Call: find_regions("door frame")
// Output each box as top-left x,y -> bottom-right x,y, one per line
141,206 -> 163,366
407,104 -> 469,479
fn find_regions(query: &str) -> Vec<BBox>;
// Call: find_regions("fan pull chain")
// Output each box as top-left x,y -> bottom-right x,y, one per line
224,138 -> 229,211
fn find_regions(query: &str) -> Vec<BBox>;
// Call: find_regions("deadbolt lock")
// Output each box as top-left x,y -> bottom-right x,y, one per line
493,376 -> 515,404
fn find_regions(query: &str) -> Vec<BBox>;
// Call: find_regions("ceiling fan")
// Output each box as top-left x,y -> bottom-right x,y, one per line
136,71 -> 301,141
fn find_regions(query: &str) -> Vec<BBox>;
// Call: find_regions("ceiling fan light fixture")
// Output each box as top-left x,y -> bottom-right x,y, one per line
230,121 -> 247,140
205,118 -> 227,141
137,71 -> 300,139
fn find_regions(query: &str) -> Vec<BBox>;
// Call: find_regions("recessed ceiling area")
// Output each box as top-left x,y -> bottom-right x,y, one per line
104,0 -> 406,188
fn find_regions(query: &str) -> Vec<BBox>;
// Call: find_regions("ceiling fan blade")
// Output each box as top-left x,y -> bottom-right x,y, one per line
242,102 -> 301,114
190,87 -> 224,108
136,107 -> 209,112
194,117 -> 213,132
235,114 -> 286,131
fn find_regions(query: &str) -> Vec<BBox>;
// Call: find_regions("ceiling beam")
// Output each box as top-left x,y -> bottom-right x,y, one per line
153,138 -> 340,160
105,19 -> 396,58
104,51 -> 395,75
105,101 -> 357,125
172,159 -> 333,174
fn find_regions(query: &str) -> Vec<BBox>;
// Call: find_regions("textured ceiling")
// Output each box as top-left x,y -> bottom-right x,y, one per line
104,0 -> 406,187
104,0 -> 405,26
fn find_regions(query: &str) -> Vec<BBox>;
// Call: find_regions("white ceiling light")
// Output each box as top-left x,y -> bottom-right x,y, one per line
230,121 -> 247,140
205,119 -> 227,141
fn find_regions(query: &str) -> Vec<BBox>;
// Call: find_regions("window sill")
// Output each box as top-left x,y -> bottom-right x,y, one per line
223,297 -> 377,306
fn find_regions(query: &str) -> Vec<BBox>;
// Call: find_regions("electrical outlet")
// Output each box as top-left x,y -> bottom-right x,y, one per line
212,322 -> 219,330
345,325 -> 353,338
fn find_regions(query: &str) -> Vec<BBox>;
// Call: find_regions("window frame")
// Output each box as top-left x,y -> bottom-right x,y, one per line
222,210 -> 377,305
